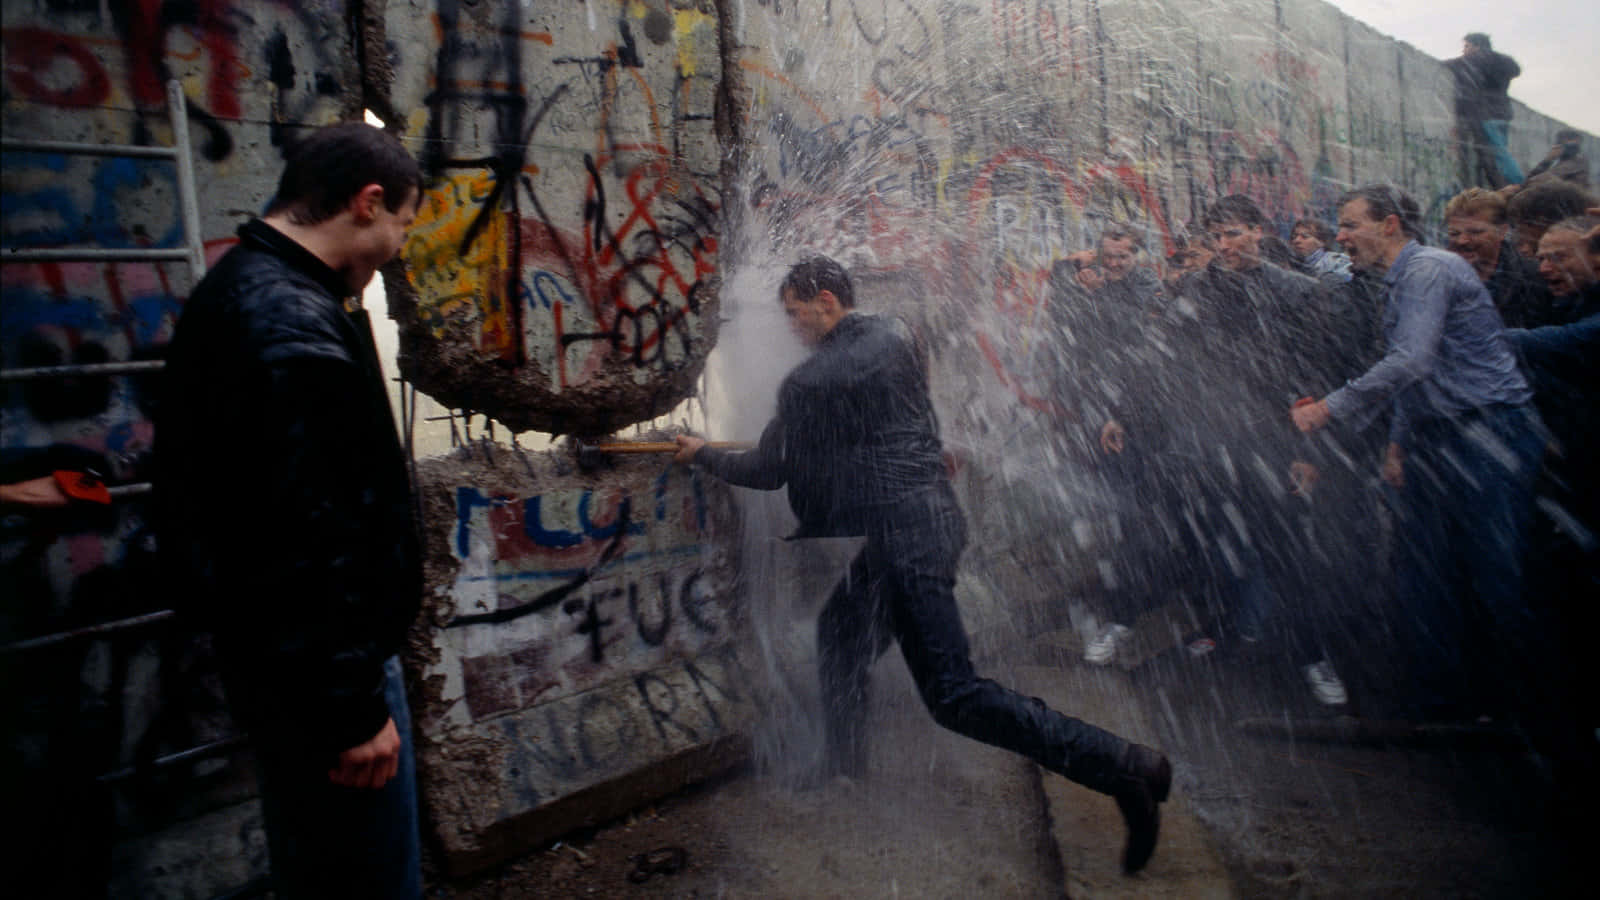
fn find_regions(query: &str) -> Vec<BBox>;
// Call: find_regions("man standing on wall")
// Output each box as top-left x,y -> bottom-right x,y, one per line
1446,32 -> 1524,189
1291,185 -> 1543,725
155,122 -> 424,898
674,256 -> 1174,874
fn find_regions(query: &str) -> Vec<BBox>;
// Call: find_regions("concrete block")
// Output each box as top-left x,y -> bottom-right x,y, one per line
408,446 -> 751,875
382,0 -> 726,434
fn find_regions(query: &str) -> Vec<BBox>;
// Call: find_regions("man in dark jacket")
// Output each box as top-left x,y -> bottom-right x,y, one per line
1158,197 -> 1341,697
155,122 -> 424,898
674,256 -> 1173,874
1446,33 -> 1524,188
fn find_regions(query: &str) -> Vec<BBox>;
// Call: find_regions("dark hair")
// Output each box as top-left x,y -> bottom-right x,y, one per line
1202,195 -> 1266,230
1464,33 -> 1491,49
1291,218 -> 1335,246
1507,180 -> 1597,229
1338,184 -> 1423,238
781,255 -> 855,308
266,122 -> 423,226
1099,223 -> 1145,251
1555,129 -> 1582,144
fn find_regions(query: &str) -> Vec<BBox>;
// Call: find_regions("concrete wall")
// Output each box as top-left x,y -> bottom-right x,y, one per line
408,449 -> 751,874
2,0 -> 1594,895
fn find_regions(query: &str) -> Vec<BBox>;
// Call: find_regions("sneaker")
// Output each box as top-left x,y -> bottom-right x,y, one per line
1084,623 -> 1133,666
1185,635 -> 1217,658
1303,659 -> 1348,706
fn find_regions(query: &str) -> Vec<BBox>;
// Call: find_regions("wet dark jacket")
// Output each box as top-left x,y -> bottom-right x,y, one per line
696,313 -> 947,538
1509,283 -> 1600,515
1164,262 -> 1327,472
1044,261 -> 1170,465
1485,242 -> 1555,329
1446,50 -> 1520,122
155,220 -> 422,760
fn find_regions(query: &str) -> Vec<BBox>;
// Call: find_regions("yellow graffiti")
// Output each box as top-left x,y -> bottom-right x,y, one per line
674,10 -> 716,78
403,172 -> 516,360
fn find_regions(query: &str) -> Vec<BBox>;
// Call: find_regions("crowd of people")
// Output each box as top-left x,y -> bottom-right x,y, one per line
1041,147 -> 1597,844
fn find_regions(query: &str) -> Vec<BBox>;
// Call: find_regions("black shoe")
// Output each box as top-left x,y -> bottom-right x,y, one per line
1115,743 -> 1171,874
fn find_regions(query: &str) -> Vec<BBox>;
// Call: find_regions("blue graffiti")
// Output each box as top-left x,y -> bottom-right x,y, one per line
1,286 -> 181,350
528,270 -> 576,311
1,153 -> 181,249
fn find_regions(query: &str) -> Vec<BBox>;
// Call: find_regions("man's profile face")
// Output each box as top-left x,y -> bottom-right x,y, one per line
1336,199 -> 1389,273
1207,221 -> 1262,271
781,288 -> 833,347
1445,213 -> 1506,281
350,185 -> 420,292
1536,229 -> 1597,297
1098,237 -> 1137,280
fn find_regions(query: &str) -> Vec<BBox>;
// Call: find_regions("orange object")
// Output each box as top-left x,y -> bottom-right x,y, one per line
53,470 -> 111,504
1293,397 -> 1317,408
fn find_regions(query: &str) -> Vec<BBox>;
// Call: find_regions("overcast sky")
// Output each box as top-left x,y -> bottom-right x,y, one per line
1327,0 -> 1599,134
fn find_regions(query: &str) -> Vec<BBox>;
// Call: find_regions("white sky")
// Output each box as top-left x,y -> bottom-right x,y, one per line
1327,0 -> 1600,135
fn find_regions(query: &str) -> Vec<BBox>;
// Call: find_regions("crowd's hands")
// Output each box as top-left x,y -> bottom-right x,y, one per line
672,434 -> 705,465
329,717 -> 401,789
1290,397 -> 1330,433
1382,443 -> 1406,488
1099,420 -> 1126,454
1288,460 -> 1320,497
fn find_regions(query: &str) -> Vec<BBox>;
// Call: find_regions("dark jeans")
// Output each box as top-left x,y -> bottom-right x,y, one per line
1388,406 -> 1544,719
817,484 -> 1133,793
254,656 -> 422,899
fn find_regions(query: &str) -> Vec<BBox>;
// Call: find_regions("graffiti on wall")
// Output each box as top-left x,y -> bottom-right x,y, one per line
398,2 -> 721,396
435,465 -> 735,728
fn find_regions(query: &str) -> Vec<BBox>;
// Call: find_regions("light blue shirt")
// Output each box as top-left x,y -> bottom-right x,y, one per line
1324,241 -> 1530,448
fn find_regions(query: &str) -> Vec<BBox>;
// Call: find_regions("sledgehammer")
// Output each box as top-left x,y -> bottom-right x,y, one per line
576,440 -> 753,454
572,438 -> 753,471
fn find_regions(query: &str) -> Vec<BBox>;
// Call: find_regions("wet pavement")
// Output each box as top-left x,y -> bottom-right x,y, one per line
427,615 -> 1579,898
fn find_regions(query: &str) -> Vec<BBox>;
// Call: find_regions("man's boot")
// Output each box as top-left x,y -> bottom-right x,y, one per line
1111,743 -> 1171,873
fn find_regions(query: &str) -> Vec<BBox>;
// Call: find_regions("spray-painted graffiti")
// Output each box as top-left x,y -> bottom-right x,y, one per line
482,641 -> 749,804
437,465 -> 734,728
398,2 -> 721,404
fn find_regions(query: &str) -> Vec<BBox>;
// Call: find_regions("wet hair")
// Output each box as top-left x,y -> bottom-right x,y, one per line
1291,218 -> 1335,247
781,255 -> 855,308
1099,223 -> 1145,251
1201,195 -> 1266,230
1443,187 -> 1508,225
1338,184 -> 1423,239
265,122 -> 423,226
1464,33 -> 1491,50
1544,214 -> 1600,242
1507,180 -> 1597,229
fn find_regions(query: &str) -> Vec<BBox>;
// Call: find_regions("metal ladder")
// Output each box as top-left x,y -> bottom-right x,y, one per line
1,78 -> 206,382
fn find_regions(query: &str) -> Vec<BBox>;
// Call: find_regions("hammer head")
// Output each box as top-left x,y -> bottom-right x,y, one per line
571,438 -> 614,473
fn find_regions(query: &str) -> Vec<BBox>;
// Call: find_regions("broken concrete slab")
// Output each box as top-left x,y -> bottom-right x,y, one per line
408,444 -> 751,875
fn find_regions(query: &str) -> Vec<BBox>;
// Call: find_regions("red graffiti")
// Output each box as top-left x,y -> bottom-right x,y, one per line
2,28 -> 111,108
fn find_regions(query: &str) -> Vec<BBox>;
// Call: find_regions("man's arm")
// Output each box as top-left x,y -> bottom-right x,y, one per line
237,355 -> 407,777
680,417 -> 786,489
1321,256 -> 1450,438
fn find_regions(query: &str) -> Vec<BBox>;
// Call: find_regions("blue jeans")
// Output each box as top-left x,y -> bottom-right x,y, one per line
1480,120 -> 1524,185
1388,406 -> 1543,718
255,656 -> 422,899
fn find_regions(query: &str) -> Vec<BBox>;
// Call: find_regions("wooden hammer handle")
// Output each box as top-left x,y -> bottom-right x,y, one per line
586,441 -> 752,454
